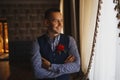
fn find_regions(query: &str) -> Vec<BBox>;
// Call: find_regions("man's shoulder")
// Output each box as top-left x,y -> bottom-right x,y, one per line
60,34 -> 74,39
60,33 -> 69,37
37,34 -> 47,39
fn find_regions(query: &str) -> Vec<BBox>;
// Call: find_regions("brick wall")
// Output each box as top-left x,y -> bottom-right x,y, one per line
0,0 -> 60,61
0,0 -> 60,41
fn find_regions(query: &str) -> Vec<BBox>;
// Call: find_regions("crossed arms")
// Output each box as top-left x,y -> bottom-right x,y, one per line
31,36 -> 80,79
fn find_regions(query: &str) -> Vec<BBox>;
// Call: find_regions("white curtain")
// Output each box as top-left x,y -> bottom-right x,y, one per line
116,29 -> 120,80
80,0 -> 119,80
80,0 -> 98,73
89,0 -> 118,80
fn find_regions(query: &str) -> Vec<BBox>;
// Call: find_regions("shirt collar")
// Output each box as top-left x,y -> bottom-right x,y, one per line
46,33 -> 60,40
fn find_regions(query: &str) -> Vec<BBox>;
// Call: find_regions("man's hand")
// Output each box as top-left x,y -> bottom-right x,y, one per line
41,57 -> 51,70
64,54 -> 75,63
42,54 -> 75,69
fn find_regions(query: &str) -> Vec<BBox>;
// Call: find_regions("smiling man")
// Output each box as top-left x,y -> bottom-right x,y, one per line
31,8 -> 80,80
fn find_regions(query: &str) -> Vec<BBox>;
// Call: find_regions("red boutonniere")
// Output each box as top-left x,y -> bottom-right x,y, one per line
56,44 -> 65,54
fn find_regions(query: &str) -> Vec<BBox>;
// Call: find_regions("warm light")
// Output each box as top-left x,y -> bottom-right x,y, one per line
0,18 -> 9,54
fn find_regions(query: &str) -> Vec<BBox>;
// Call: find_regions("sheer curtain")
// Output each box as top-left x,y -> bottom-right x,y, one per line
89,0 -> 118,80
80,0 -> 119,80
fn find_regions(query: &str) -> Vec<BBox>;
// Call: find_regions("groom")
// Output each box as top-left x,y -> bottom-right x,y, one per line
31,8 -> 80,80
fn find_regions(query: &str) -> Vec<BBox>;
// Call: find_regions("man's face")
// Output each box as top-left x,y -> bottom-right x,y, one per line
46,12 -> 63,34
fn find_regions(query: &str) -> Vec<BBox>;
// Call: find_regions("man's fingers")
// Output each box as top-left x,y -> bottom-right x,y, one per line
65,55 -> 73,61
65,55 -> 75,63
42,57 -> 49,62
67,55 -> 73,59
41,57 -> 51,70
42,57 -> 46,61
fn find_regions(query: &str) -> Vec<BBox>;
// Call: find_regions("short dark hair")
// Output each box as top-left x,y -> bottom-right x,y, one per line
44,8 -> 60,19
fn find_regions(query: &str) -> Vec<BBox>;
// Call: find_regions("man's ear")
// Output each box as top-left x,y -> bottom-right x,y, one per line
44,19 -> 49,26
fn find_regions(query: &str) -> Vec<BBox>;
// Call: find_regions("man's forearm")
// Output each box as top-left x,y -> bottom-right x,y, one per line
46,54 -> 80,74
32,51 -> 62,79
41,54 -> 80,75
49,60 -> 80,74
33,66 -> 62,79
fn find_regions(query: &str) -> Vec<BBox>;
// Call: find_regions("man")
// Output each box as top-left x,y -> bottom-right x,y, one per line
31,8 -> 80,80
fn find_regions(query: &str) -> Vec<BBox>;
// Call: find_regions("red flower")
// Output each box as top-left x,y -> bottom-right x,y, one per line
56,44 -> 65,54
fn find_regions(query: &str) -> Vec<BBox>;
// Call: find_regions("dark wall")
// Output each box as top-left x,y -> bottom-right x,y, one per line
0,0 -> 60,41
0,0 -> 60,61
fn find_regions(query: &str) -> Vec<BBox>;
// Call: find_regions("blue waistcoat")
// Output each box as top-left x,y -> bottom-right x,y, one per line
37,34 -> 70,80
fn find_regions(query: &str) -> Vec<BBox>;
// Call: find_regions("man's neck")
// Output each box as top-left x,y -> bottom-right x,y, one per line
47,32 -> 60,39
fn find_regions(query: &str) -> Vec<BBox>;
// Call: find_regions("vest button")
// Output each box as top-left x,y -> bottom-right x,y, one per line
54,59 -> 56,61
53,53 -> 55,56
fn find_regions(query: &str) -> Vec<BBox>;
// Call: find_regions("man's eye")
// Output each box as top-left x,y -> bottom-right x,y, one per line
53,19 -> 63,22
53,19 -> 58,22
